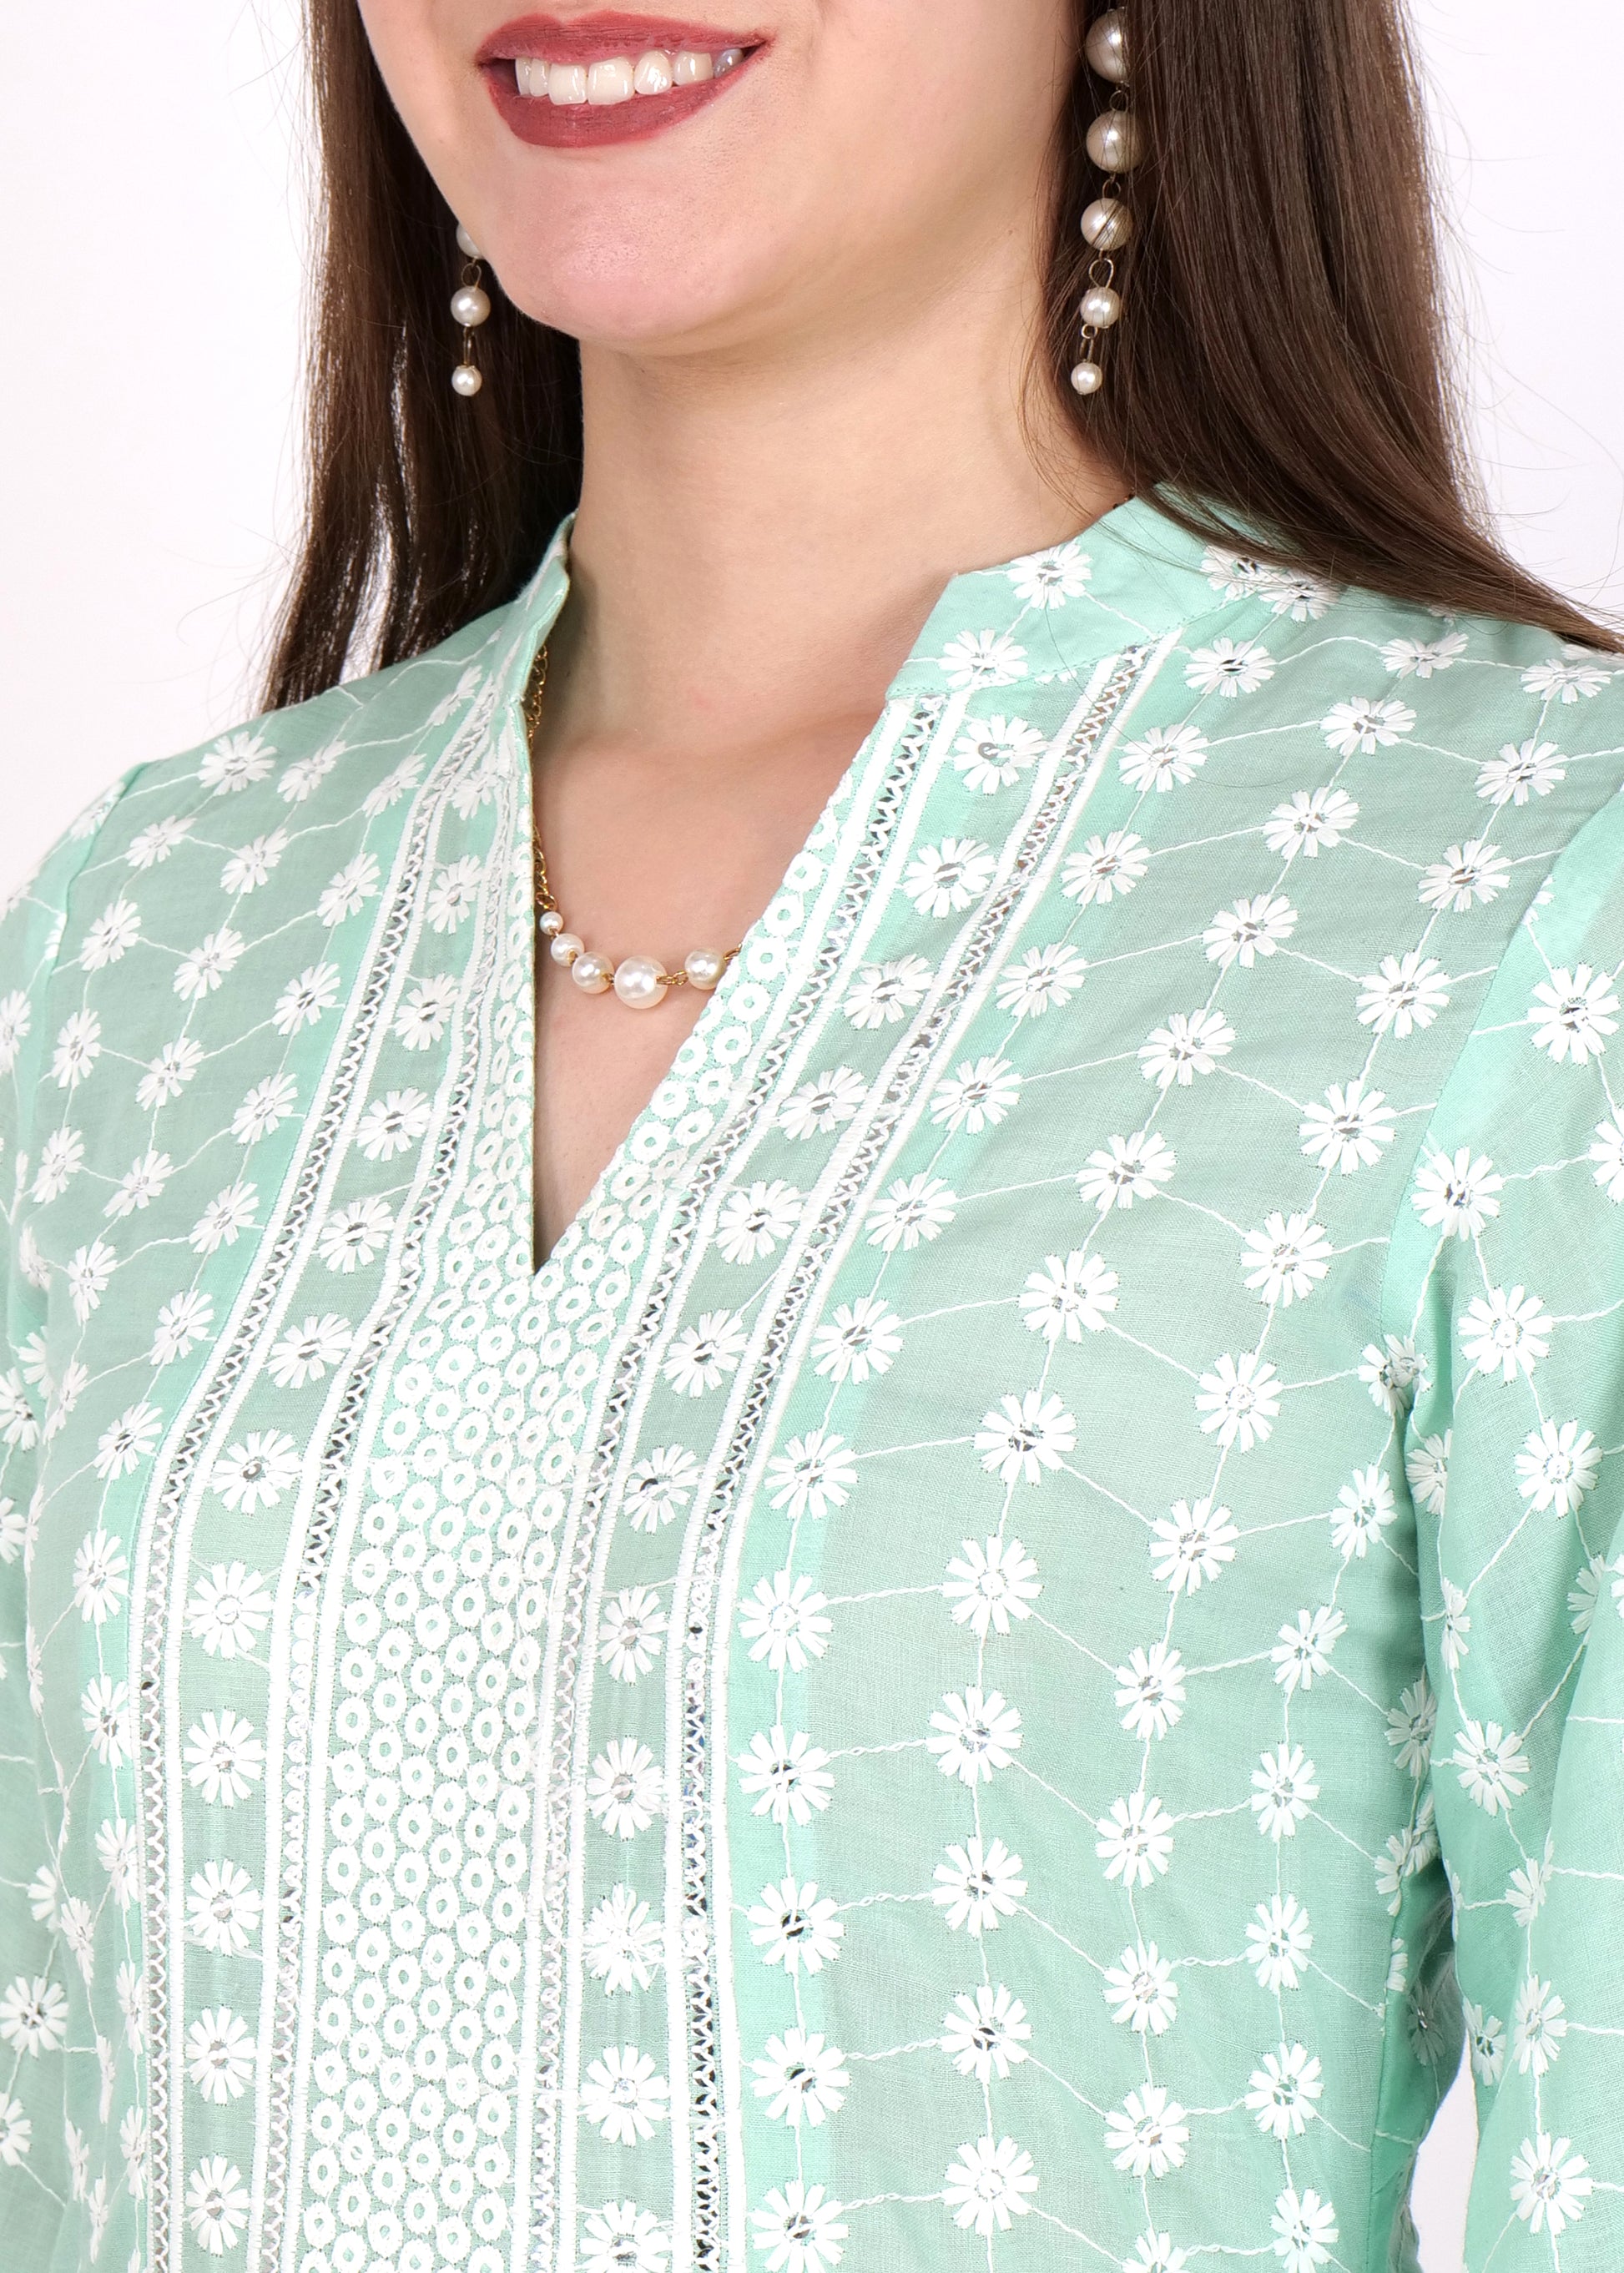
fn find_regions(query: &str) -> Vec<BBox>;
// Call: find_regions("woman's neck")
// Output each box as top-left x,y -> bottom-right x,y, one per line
552,272 -> 1131,759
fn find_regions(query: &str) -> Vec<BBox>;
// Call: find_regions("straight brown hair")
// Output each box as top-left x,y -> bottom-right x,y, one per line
265,0 -> 1614,712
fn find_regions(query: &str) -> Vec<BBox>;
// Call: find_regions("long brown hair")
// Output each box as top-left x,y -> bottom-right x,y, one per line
265,0 -> 1613,711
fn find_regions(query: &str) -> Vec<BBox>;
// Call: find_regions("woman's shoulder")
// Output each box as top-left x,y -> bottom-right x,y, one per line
4,601 -> 520,961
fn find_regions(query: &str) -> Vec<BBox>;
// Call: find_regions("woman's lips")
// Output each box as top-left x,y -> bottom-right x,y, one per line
477,13 -> 766,147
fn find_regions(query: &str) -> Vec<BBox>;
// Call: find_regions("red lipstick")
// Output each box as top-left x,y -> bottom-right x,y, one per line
477,13 -> 768,149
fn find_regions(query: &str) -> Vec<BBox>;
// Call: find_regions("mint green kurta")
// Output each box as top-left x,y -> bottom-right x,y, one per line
5,496 -> 1624,2273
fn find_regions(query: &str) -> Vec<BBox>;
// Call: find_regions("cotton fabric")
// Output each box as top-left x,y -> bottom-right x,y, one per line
4,496 -> 1624,2273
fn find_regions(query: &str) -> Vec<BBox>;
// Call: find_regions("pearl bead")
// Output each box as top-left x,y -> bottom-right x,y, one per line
456,224 -> 482,260
1086,110 -> 1143,172
613,955 -> 669,1010
451,363 -> 483,398
1084,10 -> 1130,83
1070,360 -> 1105,397
549,930 -> 583,966
683,948 -> 728,991
451,285 -> 491,328
571,950 -> 615,995
1082,197 -> 1133,250
537,909 -> 564,938
1080,285 -> 1122,330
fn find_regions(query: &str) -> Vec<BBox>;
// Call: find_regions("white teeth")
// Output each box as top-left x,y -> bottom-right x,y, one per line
633,49 -> 674,94
587,56 -> 636,103
512,47 -> 744,102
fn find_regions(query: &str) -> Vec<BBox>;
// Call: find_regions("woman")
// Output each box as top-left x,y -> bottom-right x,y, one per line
3,1 -> 1621,2266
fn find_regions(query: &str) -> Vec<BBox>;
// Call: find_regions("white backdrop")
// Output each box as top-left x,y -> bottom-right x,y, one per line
3,8 -> 1622,2266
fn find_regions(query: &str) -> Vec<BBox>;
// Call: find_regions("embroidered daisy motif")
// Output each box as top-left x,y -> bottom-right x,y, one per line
1078,1129 -> 1177,1212
31,1125 -> 87,1205
317,1195 -> 394,1273
1511,1976 -> 1567,2076
1149,1499 -> 1238,1593
1510,2134 -> 1592,2236
1385,1678 -> 1436,1777
197,731 -> 274,794
1529,963 -> 1619,1063
581,2047 -> 672,2143
811,1296 -> 902,1383
599,1585 -> 668,1681
184,1562 -> 274,1658
1245,2043 -> 1323,2139
425,853 -> 484,931
356,1087 -> 432,1159
975,1390 -> 1077,1484
1382,630 -> 1468,678
941,2134 -> 1038,2235
1061,829 -> 1147,904
996,942 -> 1087,1019
1096,1793 -> 1175,1887
79,898 -> 141,969
735,1727 -> 834,1826
1450,1719 -> 1530,1816
580,2201 -> 673,2273
1241,1211 -> 1332,1305
1195,1352 -> 1281,1449
1516,1419 -> 1601,1514
1476,737 -> 1566,804
316,853 -> 381,928
1188,638 -> 1274,698
1119,723 -> 1209,792
738,1571 -> 832,1673
184,2158 -> 253,2254
1590,1106 -> 1624,1198
749,2028 -> 849,2128
1263,785 -> 1359,859
1203,892 -> 1296,969
941,1983 -> 1031,2078
1247,1896 -> 1313,1991
231,1076 -> 298,1145
927,1686 -> 1022,1785
901,836 -> 996,916
1114,1641 -> 1186,1738
779,1064 -> 868,1139
951,714 -> 1047,792
1522,652 -> 1612,701
942,1535 -> 1041,1635
1460,1284 -> 1551,1383
939,631 -> 1029,691
749,2180 -> 847,2273
182,1709 -> 265,1805
930,1054 -> 1021,1131
748,1877 -> 844,1977
763,1429 -> 856,1520
1009,539 -> 1092,607
1419,839 -> 1512,912
588,1740 -> 665,1837
1270,2185 -> 1338,2272
185,2008 -> 255,2104
865,1172 -> 956,1251
932,1836 -> 1027,1933
844,953 -> 932,1029
1140,1009 -> 1235,1088
1272,1606 -> 1346,1695
717,1178 -> 805,1263
272,961 -> 341,1034
1102,1942 -> 1178,2035
1355,951 -> 1450,1036
1105,2085 -> 1188,2176
584,1885 -> 663,1994
1019,1250 -> 1118,1340
219,829 -> 288,894
663,1308 -> 749,1395
1299,1077 -> 1395,1172
1252,1744 -> 1319,1839
186,1862 -> 263,1958
1320,696 -> 1415,755
1411,1146 -> 1503,1237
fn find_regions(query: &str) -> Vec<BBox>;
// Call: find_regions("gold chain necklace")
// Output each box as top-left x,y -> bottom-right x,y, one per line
524,644 -> 740,1011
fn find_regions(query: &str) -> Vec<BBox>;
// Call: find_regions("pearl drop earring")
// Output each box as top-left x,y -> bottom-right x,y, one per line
451,224 -> 491,399
1072,8 -> 1138,398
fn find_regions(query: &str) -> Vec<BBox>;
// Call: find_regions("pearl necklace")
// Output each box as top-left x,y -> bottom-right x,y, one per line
525,646 -> 741,1011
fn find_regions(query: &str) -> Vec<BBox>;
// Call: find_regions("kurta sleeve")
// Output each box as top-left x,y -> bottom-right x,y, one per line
0,798 -> 125,2251
1389,793 -> 1624,2265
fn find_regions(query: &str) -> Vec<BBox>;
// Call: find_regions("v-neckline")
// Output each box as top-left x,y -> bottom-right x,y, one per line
498,491 -> 1222,1284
